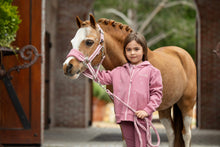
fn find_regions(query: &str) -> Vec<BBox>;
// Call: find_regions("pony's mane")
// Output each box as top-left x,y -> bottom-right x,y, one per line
79,18 -> 133,34
98,18 -> 133,33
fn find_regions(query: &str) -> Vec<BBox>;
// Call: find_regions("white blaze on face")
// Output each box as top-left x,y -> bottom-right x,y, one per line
63,27 -> 91,66
71,27 -> 91,50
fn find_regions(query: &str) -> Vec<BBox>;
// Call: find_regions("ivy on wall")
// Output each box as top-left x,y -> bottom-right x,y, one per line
0,0 -> 21,48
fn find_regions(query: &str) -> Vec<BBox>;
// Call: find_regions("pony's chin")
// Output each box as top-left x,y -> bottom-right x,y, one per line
66,74 -> 80,80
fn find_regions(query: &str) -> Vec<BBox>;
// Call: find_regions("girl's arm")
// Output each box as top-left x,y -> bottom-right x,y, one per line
144,68 -> 163,116
83,69 -> 113,85
97,70 -> 113,85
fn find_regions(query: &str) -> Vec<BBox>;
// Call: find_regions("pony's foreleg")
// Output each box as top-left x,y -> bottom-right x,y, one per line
159,108 -> 174,147
106,85 -> 126,146
107,85 -> 126,146
119,125 -> 126,147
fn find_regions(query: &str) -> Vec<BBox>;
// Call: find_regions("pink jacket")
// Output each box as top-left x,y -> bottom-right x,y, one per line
95,61 -> 163,123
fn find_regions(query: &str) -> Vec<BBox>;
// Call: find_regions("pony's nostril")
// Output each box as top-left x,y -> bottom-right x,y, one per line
66,63 -> 73,73
76,70 -> 80,74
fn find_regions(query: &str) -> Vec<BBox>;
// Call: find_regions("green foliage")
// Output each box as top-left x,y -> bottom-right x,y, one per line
93,0 -> 196,59
146,1 -> 196,58
0,0 -> 21,48
93,82 -> 112,103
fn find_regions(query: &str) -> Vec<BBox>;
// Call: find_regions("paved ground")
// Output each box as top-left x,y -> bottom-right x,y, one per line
43,125 -> 220,147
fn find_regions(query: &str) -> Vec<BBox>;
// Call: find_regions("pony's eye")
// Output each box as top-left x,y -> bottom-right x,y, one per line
85,40 -> 94,46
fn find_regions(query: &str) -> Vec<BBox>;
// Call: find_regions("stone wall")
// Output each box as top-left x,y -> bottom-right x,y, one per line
195,0 -> 220,129
46,0 -> 94,128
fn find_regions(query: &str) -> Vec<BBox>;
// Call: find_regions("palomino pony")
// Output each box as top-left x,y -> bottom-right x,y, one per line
63,14 -> 197,147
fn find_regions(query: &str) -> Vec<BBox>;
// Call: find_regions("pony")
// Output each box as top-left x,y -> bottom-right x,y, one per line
63,14 -> 197,147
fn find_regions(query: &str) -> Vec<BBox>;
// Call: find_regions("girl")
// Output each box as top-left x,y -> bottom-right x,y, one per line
89,32 -> 163,147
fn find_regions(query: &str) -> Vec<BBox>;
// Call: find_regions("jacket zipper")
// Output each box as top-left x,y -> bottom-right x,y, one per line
125,66 -> 135,120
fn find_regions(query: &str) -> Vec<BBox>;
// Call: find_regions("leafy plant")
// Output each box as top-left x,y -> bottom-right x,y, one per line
93,82 -> 112,103
93,0 -> 196,59
0,0 -> 21,48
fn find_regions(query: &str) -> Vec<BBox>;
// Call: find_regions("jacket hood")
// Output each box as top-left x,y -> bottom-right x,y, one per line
123,61 -> 151,68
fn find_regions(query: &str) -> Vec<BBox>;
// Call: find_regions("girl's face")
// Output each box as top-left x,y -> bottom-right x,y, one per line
125,40 -> 144,65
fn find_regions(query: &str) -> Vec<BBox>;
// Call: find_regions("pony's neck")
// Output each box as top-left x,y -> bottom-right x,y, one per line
98,21 -> 132,70
147,48 -> 154,60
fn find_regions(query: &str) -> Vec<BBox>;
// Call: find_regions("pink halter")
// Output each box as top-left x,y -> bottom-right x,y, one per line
66,24 -> 160,147
66,24 -> 105,80
66,25 -> 104,62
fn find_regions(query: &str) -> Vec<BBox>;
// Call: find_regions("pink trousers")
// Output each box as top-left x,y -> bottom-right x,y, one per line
120,121 -> 148,147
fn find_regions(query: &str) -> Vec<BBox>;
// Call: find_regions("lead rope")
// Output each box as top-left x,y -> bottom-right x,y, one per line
66,24 -> 160,147
100,87 -> 160,147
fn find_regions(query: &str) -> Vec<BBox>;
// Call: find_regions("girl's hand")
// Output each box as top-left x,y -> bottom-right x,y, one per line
135,110 -> 149,119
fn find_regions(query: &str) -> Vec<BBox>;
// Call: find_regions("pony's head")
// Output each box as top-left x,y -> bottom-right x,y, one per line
63,14 -> 104,79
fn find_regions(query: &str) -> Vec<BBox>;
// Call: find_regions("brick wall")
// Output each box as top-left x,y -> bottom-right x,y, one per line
46,0 -> 94,128
195,0 -> 220,129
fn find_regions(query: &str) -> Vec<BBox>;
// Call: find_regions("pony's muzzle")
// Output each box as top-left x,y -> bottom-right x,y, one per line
63,58 -> 84,79
66,63 -> 73,74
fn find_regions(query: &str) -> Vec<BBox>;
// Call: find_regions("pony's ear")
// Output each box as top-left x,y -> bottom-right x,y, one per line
89,14 -> 96,29
76,16 -> 82,28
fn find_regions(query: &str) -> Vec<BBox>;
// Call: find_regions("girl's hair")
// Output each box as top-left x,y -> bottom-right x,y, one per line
123,32 -> 148,62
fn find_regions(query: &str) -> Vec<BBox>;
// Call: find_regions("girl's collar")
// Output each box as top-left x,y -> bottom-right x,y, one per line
124,61 -> 150,68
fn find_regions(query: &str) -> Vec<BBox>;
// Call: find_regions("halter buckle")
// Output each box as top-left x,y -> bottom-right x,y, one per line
83,57 -> 90,67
